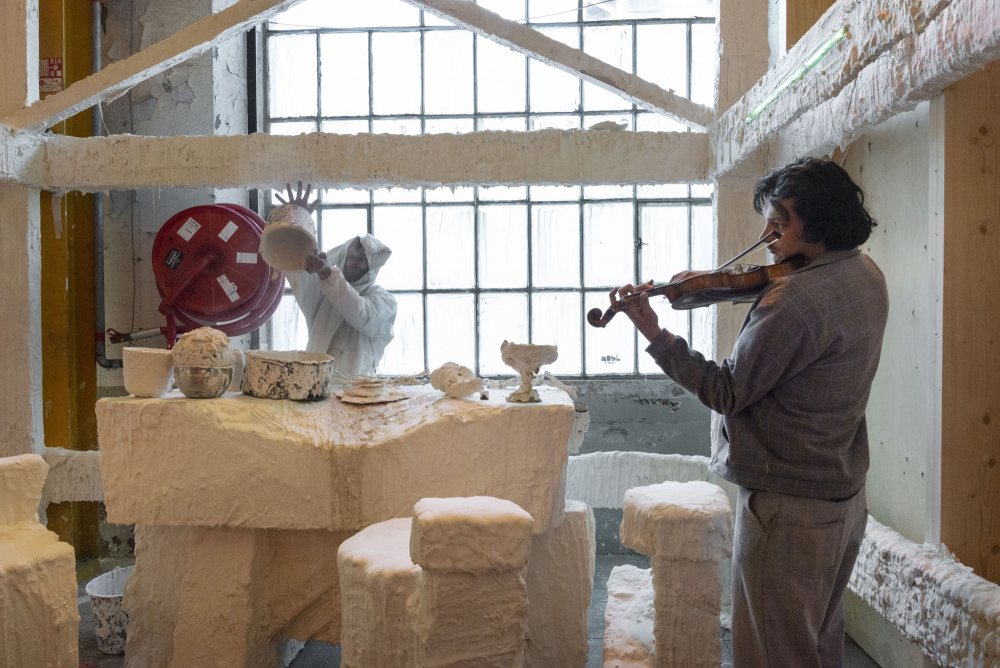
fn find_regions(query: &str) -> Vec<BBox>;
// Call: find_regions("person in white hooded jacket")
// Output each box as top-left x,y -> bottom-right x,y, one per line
278,183 -> 397,377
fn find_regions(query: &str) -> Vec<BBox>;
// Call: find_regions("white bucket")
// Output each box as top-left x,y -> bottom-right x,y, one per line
85,566 -> 133,655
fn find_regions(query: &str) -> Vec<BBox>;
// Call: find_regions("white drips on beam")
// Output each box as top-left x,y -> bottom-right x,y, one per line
1,0 -> 308,133
712,0 -> 952,174
40,129 -> 711,192
398,0 -> 715,131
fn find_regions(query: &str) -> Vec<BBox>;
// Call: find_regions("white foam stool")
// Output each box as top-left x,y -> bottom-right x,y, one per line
338,518 -> 421,668
409,496 -> 534,668
0,454 -> 79,668
525,500 -> 595,668
610,481 -> 733,668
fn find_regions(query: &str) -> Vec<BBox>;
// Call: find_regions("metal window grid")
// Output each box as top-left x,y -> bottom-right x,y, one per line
263,3 -> 715,378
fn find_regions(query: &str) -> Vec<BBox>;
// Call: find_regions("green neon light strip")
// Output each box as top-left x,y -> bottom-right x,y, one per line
744,27 -> 847,123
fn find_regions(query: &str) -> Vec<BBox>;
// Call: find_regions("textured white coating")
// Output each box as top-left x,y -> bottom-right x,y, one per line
603,565 -> 655,668
97,385 -> 574,533
40,130 -> 711,192
241,350 -> 335,401
849,516 -> 1000,668
170,326 -> 235,368
429,362 -> 484,399
525,500 -> 595,668
0,454 -> 78,668
41,447 -> 103,504
338,518 -> 420,668
620,481 -> 733,561
410,496 -> 534,573
259,204 -> 317,272
122,347 -> 174,398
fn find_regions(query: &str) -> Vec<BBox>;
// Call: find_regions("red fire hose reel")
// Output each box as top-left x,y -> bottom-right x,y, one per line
148,204 -> 283,347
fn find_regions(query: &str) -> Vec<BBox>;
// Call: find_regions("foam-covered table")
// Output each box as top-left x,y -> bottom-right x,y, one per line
97,385 -> 581,668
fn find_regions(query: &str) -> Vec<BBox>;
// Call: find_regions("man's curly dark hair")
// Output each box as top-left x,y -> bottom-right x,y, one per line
753,157 -> 877,251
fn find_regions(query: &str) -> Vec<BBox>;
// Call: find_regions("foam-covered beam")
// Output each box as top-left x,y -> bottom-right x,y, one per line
398,0 -> 714,130
0,122 -> 45,184
42,129 -> 711,191
849,516 -> 1000,668
1,0 -> 307,133
778,0 -> 1000,163
712,0 -> 952,174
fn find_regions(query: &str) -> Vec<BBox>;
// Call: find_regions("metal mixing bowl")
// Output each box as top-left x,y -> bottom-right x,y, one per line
174,366 -> 234,399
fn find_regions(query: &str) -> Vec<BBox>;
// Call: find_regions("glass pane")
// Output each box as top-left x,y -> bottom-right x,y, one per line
427,294 -> 475,370
641,205 -> 688,284
321,119 -> 370,134
529,115 -> 580,130
323,187 -> 370,204
425,31 -> 474,114
320,33 -> 369,117
320,208 -> 368,250
271,0 -> 420,29
372,33 -> 421,115
477,37 -> 527,113
584,184 -> 633,199
636,24 -> 687,99
638,183 -> 689,199
425,118 -> 474,134
635,111 -> 687,133
479,204 -> 528,289
372,118 -> 421,135
426,186 -> 474,203
690,204 -> 714,358
585,291 -> 635,374
638,296 -> 688,374
691,183 -> 714,198
268,34 -> 317,118
479,0 -> 526,21
528,0 -> 578,23
480,185 -> 528,201
373,187 -> 421,203
531,185 -> 580,201
691,22 -> 718,107
584,0 -> 714,20
373,206 -> 422,289
532,292 -> 582,375
583,26 -> 632,111
479,293 -> 529,375
426,206 -> 475,288
477,116 -> 527,131
584,202 -> 634,287
532,204 -> 580,288
270,294 -> 309,352
270,121 -> 317,136
529,28 -> 580,113
379,293 -> 425,375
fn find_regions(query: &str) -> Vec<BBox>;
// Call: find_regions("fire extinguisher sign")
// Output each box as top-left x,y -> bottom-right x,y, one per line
40,58 -> 63,94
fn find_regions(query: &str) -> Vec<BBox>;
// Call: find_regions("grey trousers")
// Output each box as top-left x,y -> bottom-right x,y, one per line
731,485 -> 868,668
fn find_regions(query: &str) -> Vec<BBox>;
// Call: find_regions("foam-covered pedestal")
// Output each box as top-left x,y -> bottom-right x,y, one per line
409,497 -> 533,668
0,455 -> 78,668
609,481 -> 733,668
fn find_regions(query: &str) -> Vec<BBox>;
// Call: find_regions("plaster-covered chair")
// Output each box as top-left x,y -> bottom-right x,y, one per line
604,481 -> 732,668
0,454 -> 79,668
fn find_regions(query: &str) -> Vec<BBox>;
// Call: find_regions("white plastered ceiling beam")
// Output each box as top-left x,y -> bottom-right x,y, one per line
39,130 -> 710,191
0,0 -> 310,134
712,0 -> 953,175
398,0 -> 715,131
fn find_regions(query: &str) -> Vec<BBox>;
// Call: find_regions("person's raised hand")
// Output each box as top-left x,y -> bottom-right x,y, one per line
303,251 -> 332,280
275,180 -> 319,213
614,280 -> 661,343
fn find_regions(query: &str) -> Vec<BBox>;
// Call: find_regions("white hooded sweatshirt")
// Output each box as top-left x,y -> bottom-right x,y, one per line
287,235 -> 396,377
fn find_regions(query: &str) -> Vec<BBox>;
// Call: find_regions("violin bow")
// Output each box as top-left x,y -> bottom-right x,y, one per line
586,231 -> 783,328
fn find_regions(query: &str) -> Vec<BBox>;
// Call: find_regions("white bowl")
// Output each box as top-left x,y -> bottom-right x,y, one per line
123,348 -> 174,398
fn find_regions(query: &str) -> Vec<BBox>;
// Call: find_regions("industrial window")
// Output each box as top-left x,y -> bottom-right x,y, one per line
263,0 -> 717,377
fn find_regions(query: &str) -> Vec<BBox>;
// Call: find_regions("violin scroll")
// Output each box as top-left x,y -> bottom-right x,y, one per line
587,307 -> 616,329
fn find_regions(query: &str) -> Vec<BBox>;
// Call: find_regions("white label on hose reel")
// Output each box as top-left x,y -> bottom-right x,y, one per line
217,274 -> 239,302
177,218 -> 201,241
236,252 -> 257,264
218,221 -> 239,242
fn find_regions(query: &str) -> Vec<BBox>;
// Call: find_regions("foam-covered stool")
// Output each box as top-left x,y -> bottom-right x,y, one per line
409,496 -> 533,668
0,454 -> 79,668
608,481 -> 732,668
525,499 -> 595,668
338,518 -> 421,667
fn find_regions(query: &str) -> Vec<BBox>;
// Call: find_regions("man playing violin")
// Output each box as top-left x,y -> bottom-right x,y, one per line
613,157 -> 889,668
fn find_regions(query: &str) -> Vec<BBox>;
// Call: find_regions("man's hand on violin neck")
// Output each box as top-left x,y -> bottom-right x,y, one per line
611,282 -> 662,343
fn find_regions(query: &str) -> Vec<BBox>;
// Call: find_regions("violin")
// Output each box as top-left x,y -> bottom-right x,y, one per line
587,231 -> 807,329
